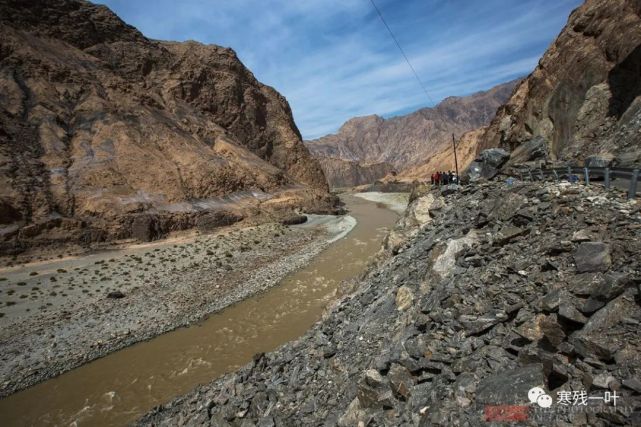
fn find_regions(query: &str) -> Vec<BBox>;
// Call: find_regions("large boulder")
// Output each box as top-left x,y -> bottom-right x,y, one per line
507,136 -> 549,166
383,192 -> 444,253
476,364 -> 546,404
130,215 -> 159,242
574,242 -> 611,273
464,148 -> 510,181
584,154 -> 614,168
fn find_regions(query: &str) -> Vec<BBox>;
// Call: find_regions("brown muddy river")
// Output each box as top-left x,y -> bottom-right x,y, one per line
0,194 -> 403,426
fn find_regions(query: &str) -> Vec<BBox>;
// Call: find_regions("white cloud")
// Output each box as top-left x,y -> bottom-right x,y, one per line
99,0 -> 582,139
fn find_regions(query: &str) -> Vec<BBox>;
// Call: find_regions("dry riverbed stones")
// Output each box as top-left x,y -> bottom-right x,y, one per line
140,181 -> 641,426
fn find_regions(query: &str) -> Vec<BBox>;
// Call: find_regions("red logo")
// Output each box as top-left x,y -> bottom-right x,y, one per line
484,405 -> 529,422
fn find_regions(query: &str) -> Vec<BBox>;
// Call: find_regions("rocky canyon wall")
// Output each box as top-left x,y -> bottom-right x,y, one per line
478,0 -> 641,167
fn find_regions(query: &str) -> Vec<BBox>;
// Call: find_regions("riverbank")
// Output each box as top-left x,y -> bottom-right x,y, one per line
0,213 -> 355,398
140,181 -> 641,426
0,193 -> 404,426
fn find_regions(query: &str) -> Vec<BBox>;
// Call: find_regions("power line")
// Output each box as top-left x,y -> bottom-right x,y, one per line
369,0 -> 434,105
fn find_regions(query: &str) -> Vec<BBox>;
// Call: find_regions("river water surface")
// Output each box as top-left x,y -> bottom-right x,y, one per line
0,194 -> 404,426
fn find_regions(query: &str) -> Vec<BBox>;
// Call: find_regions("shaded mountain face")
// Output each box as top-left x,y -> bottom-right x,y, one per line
479,0 -> 641,166
305,79 -> 519,186
0,0 -> 330,250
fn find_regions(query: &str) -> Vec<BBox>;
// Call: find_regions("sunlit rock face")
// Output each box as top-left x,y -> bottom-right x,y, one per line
0,0 -> 332,249
478,0 -> 641,167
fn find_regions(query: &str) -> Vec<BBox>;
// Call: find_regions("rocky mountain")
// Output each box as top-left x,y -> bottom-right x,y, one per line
141,179 -> 641,426
395,127 -> 484,182
478,0 -> 641,167
306,79 -> 519,186
0,0 -> 332,253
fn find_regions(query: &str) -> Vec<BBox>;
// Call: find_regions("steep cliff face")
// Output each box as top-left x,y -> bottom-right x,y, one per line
0,0 -> 330,250
306,80 -> 518,186
479,0 -> 641,166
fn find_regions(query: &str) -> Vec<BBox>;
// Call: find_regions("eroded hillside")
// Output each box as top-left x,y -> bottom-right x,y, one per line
0,0 -> 332,253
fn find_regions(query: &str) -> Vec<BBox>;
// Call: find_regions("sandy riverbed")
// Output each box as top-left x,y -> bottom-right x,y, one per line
0,215 -> 355,397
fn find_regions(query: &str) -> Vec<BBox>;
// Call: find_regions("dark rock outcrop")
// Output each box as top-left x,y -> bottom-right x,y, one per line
464,148 -> 510,181
280,215 -> 307,226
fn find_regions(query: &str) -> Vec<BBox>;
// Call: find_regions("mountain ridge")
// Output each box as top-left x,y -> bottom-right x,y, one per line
306,79 -> 520,187
0,0 -> 332,252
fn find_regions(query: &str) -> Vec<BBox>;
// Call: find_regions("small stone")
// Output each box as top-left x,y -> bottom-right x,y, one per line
539,289 -> 561,312
364,369 -> 385,388
559,302 -> 588,324
456,396 -> 471,407
515,314 -> 546,342
571,229 -> 592,242
494,226 -> 528,245
396,286 -> 414,311
388,363 -> 414,399
107,290 -> 125,299
592,374 -> 616,389
459,311 -> 508,334
574,242 -> 611,273
546,240 -> 573,255
539,314 -> 566,347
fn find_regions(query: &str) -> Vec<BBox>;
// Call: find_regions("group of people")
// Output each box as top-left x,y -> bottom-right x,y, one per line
430,171 -> 458,185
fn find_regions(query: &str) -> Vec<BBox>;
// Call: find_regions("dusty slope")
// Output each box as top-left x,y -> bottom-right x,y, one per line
478,0 -> 641,166
395,128 -> 484,182
306,80 -> 518,186
141,180 -> 641,426
0,0 -> 331,253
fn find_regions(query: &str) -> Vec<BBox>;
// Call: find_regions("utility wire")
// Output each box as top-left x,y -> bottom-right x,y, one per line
369,0 -> 434,105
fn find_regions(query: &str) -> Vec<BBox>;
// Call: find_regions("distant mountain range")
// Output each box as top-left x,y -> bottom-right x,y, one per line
305,79 -> 519,187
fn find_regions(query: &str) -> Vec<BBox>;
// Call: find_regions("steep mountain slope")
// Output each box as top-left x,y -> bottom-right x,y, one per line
478,0 -> 641,166
0,0 -> 331,252
306,79 -> 518,186
396,127 -> 484,182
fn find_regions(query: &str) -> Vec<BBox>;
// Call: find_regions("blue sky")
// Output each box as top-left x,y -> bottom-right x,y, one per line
97,0 -> 582,139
